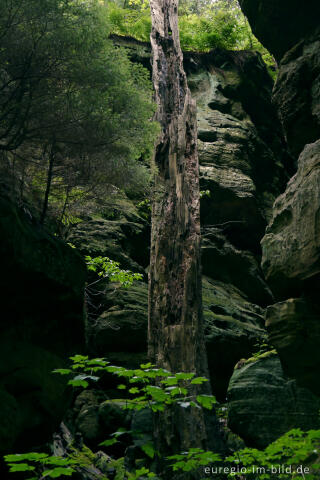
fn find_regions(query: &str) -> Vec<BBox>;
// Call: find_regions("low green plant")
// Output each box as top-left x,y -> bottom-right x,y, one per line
54,356 -> 217,412
6,357 -> 320,480
168,449 -> 221,473
3,452 -> 77,479
225,429 -> 320,479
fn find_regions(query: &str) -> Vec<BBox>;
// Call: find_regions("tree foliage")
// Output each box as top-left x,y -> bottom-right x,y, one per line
0,0 -> 158,229
105,0 -> 275,69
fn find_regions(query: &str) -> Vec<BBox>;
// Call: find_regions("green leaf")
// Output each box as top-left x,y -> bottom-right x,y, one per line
111,428 -> 129,437
99,438 -> 118,447
141,443 -> 155,459
161,376 -> 178,386
43,467 -> 75,478
69,355 -> 88,363
190,377 -> 208,385
175,372 -> 195,381
8,463 -> 35,472
196,395 -> 217,409
53,369 -> 72,376
117,384 -> 127,390
129,387 -> 140,394
86,358 -> 109,366
145,385 -> 168,402
4,453 -> 48,462
68,379 -> 89,388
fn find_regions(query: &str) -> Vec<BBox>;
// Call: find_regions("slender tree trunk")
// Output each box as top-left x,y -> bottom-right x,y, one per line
40,144 -> 54,225
148,1 -> 223,476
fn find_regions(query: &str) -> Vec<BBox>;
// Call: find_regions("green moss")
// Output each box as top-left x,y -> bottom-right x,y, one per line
235,349 -> 277,370
245,349 -> 277,364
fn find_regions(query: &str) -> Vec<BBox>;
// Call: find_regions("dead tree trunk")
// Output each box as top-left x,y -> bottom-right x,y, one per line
148,0 -> 222,473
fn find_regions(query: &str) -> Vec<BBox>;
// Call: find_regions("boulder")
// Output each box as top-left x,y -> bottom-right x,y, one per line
261,140 -> 320,297
239,0 -> 320,61
266,298 -> 320,396
227,353 -> 320,448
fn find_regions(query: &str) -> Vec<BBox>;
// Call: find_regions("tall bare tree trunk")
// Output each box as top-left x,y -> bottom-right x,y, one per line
148,1 -> 223,476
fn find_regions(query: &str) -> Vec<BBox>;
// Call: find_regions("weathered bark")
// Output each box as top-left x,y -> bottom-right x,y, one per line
148,0 -> 222,474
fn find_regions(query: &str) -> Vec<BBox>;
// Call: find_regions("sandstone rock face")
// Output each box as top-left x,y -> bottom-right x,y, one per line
88,281 -> 148,360
203,277 -> 265,400
69,192 -> 149,272
191,54 -> 287,236
273,31 -> 320,157
261,140 -> 320,297
202,228 -> 272,306
239,0 -> 320,61
227,353 -> 320,448
241,0 -> 320,407
0,195 -> 86,453
266,299 -> 320,396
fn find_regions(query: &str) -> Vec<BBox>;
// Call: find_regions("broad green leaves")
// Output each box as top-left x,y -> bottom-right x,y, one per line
85,255 -> 143,288
4,453 -> 77,479
168,449 -> 221,472
226,429 -> 320,479
55,356 -> 216,415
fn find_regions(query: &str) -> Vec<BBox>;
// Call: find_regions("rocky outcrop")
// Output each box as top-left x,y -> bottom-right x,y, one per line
273,32 -> 320,158
262,140 -> 320,297
266,299 -> 320,396
227,353 -> 320,448
0,194 -> 86,453
240,0 -> 320,402
70,192 -> 149,272
203,277 -> 265,400
239,0 -> 320,62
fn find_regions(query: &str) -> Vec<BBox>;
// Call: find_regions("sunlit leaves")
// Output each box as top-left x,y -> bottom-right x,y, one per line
85,255 -> 143,288
168,448 -> 221,472
4,453 -> 77,479
54,356 -> 217,415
